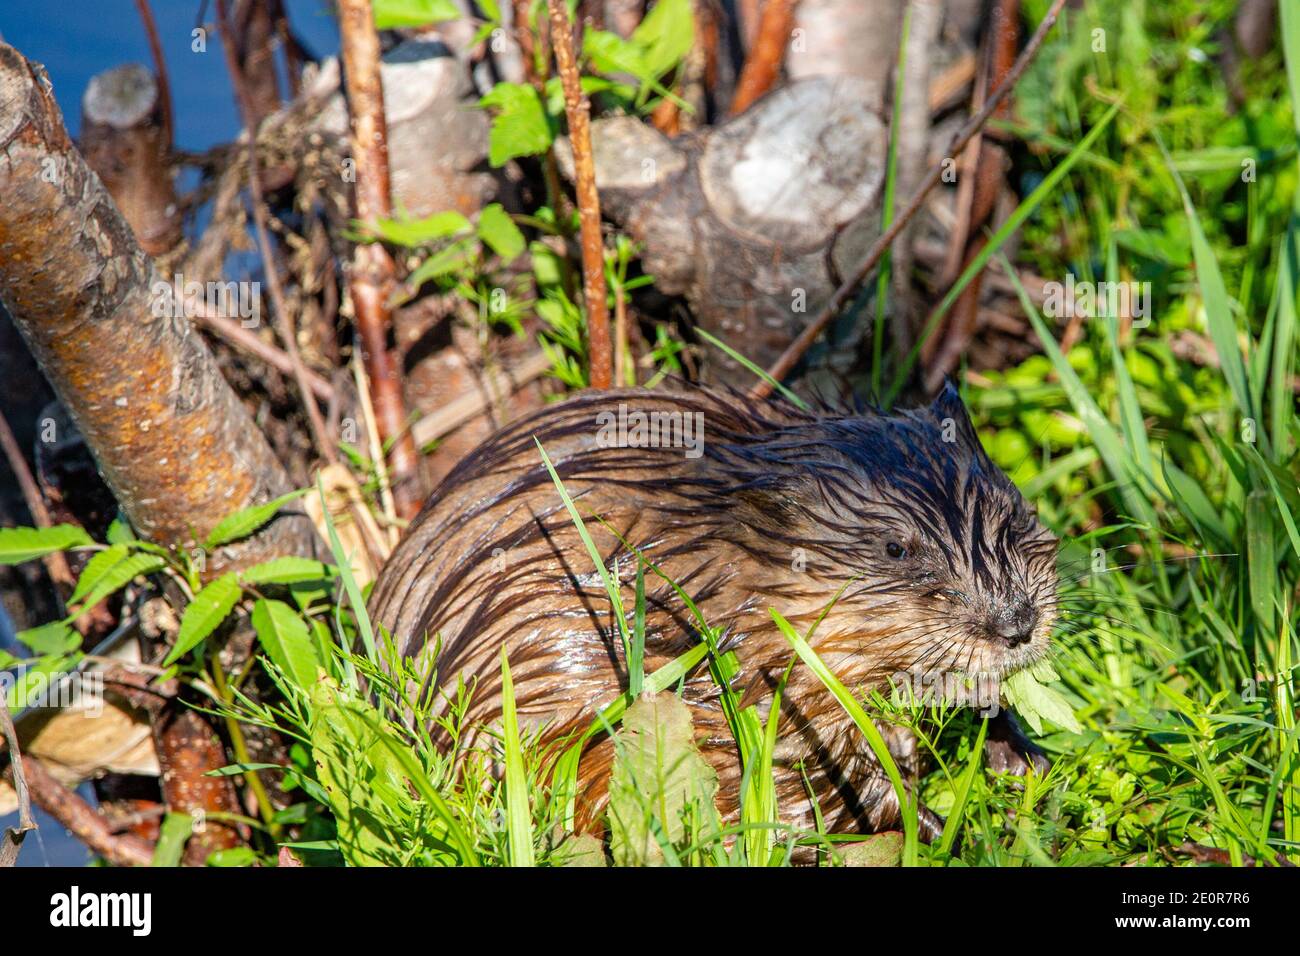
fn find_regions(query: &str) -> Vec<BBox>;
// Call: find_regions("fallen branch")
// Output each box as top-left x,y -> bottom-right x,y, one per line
0,42 -> 320,571
337,0 -> 424,519
548,0 -> 612,389
5,753 -> 154,867
752,0 -> 1070,398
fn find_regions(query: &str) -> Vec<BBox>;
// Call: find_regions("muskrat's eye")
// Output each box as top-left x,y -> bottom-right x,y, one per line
886,542 -> 906,559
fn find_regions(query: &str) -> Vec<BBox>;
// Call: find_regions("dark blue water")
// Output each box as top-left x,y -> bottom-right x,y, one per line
0,0 -> 342,867
0,0 -> 340,150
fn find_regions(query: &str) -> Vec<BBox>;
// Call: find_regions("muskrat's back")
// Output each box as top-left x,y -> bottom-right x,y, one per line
369,385 -> 1059,835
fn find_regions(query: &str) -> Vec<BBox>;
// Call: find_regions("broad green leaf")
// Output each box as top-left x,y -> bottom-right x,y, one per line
478,82 -> 554,166
0,524 -> 92,565
367,210 -> 472,247
205,847 -> 259,867
404,239 -> 475,290
72,551 -> 166,613
69,544 -> 129,604
1003,666 -> 1082,735
608,691 -> 718,866
152,812 -> 192,866
205,489 -> 310,549
239,557 -> 336,586
628,0 -> 694,79
477,203 -> 526,261
251,599 -> 322,693
164,574 -> 241,666
371,0 -> 459,29
838,831 -> 904,867
15,621 -> 79,656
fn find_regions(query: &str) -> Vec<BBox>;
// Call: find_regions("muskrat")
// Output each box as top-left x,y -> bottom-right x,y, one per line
369,383 -> 1058,838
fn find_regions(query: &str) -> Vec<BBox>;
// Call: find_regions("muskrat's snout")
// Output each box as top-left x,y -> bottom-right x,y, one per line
987,596 -> 1039,647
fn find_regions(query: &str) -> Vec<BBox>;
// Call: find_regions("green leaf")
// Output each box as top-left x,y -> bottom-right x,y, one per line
71,551 -> 166,613
1003,667 -> 1082,735
367,210 -> 472,247
404,239 -> 475,290
251,599 -> 322,693
105,515 -> 137,545
152,812 -> 192,866
1157,135 -> 1255,423
477,203 -> 526,261
164,574 -> 241,666
371,0 -> 459,30
608,691 -> 718,866
499,649 -> 536,866
205,489 -> 310,549
628,0 -> 693,80
239,557 -> 336,586
838,831 -> 904,867
15,620 -> 80,656
205,847 -> 259,867
0,524 -> 92,565
889,101 -> 1122,405
68,544 -> 129,605
478,82 -> 554,166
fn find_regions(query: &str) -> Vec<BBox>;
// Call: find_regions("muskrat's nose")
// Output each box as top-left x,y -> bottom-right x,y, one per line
993,599 -> 1038,646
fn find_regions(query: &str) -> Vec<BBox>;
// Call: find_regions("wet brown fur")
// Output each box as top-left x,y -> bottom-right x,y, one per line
369,384 -> 1058,836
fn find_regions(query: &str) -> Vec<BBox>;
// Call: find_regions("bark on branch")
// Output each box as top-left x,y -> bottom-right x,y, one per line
337,0 -> 424,517
0,42 -> 319,572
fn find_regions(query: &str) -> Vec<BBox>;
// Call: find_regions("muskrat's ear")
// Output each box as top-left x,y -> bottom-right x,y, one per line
931,379 -> 969,419
929,379 -> 980,445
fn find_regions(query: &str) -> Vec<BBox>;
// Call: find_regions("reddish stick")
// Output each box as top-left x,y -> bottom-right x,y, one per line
547,0 -> 613,389
337,0 -> 424,515
730,0 -> 796,115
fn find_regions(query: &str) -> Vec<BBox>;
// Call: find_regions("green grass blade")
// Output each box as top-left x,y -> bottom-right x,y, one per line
887,101 -> 1122,405
771,609 -> 918,866
499,648 -> 536,866
999,252 -> 1158,527
694,327 -> 808,409
937,715 -> 989,857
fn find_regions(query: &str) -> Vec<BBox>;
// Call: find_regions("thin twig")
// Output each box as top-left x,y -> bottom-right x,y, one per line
730,0 -> 796,115
0,409 -> 76,619
191,303 -> 335,402
215,0 -> 334,462
133,0 -> 174,148
547,0 -> 612,389
0,695 -> 35,867
352,353 -> 400,548
752,0 -> 1070,398
337,0 -> 424,519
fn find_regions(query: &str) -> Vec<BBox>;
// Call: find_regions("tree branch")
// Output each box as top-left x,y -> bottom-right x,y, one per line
548,0 -> 612,389
337,0 -> 424,517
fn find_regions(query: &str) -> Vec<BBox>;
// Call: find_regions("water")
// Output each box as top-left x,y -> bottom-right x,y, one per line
0,0 -> 340,150
0,0 -> 342,868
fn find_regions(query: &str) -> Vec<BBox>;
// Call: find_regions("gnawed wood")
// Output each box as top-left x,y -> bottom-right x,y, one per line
0,42 -> 320,573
